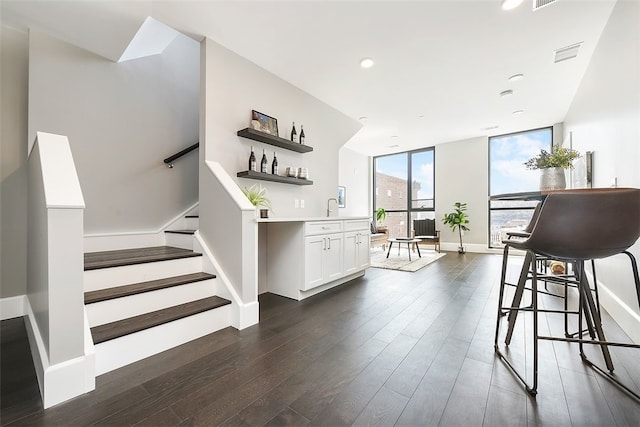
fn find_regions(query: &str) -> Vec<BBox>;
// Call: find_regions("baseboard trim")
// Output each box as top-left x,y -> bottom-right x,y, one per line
83,203 -> 199,252
0,295 -> 26,320
194,231 -> 258,330
24,298 -> 95,409
440,242 -> 498,254
587,273 -> 640,344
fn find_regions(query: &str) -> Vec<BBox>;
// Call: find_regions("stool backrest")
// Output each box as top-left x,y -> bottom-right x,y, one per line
527,188 -> 640,260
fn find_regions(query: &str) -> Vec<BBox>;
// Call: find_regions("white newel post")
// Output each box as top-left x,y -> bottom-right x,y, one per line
27,132 -> 95,408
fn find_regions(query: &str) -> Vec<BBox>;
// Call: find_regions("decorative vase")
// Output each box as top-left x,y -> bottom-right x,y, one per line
540,167 -> 566,191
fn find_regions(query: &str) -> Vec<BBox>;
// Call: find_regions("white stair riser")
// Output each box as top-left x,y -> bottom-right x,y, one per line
165,233 -> 194,250
94,305 -> 231,375
184,217 -> 199,229
84,257 -> 202,291
87,279 -> 221,327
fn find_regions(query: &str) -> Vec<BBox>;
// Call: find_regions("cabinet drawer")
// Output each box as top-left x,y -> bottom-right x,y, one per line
344,220 -> 370,232
305,221 -> 343,236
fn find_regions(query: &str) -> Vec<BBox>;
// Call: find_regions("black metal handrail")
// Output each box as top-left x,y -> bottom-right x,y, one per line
164,143 -> 199,168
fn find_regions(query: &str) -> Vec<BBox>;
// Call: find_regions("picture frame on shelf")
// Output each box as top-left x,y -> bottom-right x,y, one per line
251,110 -> 279,137
338,186 -> 346,208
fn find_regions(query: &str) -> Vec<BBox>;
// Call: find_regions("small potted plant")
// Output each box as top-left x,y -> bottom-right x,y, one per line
241,184 -> 272,218
442,202 -> 470,254
524,146 -> 580,190
375,207 -> 388,233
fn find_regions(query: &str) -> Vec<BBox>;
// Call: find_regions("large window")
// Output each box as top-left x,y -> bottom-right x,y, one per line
374,148 -> 435,238
488,127 -> 553,247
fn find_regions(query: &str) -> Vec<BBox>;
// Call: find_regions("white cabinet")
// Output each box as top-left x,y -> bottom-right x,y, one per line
344,220 -> 371,275
356,232 -> 371,270
303,233 -> 343,290
265,217 -> 369,300
344,231 -> 370,274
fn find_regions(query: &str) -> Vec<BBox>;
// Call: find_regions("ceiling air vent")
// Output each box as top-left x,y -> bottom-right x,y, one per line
533,0 -> 557,11
554,42 -> 582,63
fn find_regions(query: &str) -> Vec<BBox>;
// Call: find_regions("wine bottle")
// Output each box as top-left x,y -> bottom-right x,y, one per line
291,121 -> 298,143
260,149 -> 268,173
271,151 -> 278,175
299,125 -> 305,144
249,146 -> 256,171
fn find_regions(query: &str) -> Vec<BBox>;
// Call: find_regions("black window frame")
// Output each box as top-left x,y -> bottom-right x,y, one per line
373,146 -> 435,237
487,126 -> 553,248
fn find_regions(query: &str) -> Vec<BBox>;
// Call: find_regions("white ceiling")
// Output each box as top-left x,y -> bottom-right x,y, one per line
2,0 -> 619,155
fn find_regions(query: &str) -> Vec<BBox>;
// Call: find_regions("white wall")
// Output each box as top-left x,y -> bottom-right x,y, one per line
28,29 -> 200,235
200,39 -> 361,219
1,25 -> 29,298
338,147 -> 371,217
563,0 -> 640,342
435,136 -> 489,251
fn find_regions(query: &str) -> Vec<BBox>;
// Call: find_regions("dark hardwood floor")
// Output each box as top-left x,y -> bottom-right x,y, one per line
2,252 -> 639,426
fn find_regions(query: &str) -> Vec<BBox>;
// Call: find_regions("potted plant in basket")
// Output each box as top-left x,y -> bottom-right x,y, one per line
375,207 -> 388,233
524,146 -> 580,191
241,184 -> 272,218
442,202 -> 470,254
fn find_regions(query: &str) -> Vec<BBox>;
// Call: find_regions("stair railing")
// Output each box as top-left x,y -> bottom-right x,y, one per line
27,131 -> 95,407
164,142 -> 199,168
198,161 -> 259,329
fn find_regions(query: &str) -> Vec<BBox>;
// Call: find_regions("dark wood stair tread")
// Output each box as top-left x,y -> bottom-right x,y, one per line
90,296 -> 231,344
84,246 -> 201,271
164,229 -> 196,235
84,272 -> 216,304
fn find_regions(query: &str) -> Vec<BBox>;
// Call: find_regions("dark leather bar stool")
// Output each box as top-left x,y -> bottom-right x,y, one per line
494,188 -> 640,398
499,201 -> 602,337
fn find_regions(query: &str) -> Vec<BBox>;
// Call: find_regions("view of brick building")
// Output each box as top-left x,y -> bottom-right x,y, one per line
374,172 -> 425,238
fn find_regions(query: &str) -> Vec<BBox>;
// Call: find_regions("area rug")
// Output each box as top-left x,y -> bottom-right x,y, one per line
369,248 -> 446,272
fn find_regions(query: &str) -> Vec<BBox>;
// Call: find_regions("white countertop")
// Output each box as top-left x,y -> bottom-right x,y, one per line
256,216 -> 370,223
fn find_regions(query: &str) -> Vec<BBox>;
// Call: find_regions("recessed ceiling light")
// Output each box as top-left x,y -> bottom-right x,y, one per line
512,110 -> 524,116
508,73 -> 524,82
500,90 -> 514,97
391,135 -> 399,139
501,0 -> 524,10
358,116 -> 368,122
418,115 -> 425,119
360,57 -> 374,69
482,125 -> 500,131
387,144 -> 399,148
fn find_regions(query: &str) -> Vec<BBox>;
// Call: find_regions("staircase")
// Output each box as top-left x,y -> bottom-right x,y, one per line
85,215 -> 232,375
164,214 -> 199,249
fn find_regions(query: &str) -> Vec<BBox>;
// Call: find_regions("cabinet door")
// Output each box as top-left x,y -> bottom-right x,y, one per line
303,235 -> 325,290
343,231 -> 359,275
324,233 -> 343,282
357,233 -> 371,270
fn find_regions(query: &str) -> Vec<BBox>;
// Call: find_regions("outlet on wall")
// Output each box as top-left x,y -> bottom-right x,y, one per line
295,199 -> 300,208
300,199 -> 305,208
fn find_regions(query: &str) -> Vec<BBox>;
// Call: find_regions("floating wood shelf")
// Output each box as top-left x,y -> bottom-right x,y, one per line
237,128 -> 313,153
237,170 -> 313,185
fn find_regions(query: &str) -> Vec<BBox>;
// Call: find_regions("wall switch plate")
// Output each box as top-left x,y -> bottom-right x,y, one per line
300,199 -> 305,208
295,199 -> 300,208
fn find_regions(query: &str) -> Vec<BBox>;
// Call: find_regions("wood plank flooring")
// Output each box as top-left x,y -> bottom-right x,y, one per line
2,252 -> 639,426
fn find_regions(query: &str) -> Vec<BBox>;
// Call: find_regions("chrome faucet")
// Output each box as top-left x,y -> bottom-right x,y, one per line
327,198 -> 338,217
